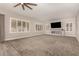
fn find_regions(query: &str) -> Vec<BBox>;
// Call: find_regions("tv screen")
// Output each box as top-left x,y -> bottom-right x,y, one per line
51,22 -> 61,28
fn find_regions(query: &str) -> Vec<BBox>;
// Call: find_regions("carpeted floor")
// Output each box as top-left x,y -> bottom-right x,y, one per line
0,35 -> 79,56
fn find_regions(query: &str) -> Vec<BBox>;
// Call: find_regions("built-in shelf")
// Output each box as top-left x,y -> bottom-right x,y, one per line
50,28 -> 65,36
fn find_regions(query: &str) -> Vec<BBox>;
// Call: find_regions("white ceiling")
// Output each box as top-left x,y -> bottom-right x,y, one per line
0,3 -> 79,21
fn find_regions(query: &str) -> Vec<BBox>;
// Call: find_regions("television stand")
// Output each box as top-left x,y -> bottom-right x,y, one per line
50,28 -> 65,36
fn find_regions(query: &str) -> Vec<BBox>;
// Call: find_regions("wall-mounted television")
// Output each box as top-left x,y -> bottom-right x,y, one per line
51,22 -> 61,28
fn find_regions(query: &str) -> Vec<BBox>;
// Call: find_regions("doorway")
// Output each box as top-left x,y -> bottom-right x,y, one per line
0,14 -> 5,42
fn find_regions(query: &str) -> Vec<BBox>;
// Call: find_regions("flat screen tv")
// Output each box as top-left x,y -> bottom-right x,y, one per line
51,22 -> 61,28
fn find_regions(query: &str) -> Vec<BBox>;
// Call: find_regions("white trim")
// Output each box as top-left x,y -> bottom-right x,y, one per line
35,24 -> 43,32
5,34 -> 44,41
10,17 -> 30,33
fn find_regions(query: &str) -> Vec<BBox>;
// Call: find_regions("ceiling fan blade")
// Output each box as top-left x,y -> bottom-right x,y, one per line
22,4 -> 25,10
24,4 -> 32,10
26,3 -> 37,6
14,3 -> 21,7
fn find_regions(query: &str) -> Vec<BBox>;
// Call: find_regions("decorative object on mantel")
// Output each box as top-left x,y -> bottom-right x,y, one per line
14,3 -> 37,10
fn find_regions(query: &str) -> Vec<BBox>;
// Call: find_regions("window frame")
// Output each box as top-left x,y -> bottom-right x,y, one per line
35,24 -> 43,32
10,17 -> 30,33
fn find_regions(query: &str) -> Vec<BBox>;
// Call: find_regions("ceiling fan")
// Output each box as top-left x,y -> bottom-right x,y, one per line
14,3 -> 37,10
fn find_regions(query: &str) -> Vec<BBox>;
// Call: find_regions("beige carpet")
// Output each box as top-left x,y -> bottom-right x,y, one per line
0,35 -> 79,56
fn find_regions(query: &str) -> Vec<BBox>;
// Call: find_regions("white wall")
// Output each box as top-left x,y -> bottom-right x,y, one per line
44,23 -> 51,34
45,18 -> 76,37
62,18 -> 76,37
76,13 -> 79,41
0,9 -> 45,41
0,8 -> 77,41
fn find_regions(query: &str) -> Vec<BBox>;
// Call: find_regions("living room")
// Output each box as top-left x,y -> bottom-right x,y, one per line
0,3 -> 79,56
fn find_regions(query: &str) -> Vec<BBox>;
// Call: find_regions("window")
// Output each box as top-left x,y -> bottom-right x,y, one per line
22,21 -> 26,32
66,23 -> 72,31
10,18 -> 29,33
36,24 -> 43,31
17,20 -> 22,32
11,19 -> 17,32
26,22 -> 29,31
70,23 -> 72,31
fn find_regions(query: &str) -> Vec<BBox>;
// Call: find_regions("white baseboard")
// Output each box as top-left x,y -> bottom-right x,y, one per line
5,34 -> 44,41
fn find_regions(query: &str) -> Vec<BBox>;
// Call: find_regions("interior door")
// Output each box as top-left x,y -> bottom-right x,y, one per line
0,14 -> 5,42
